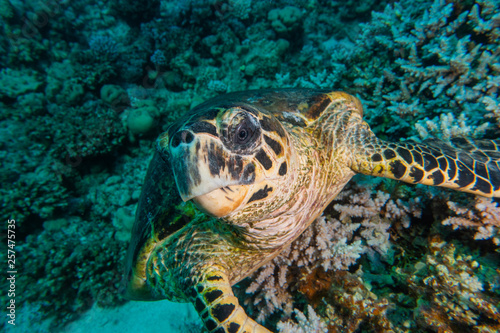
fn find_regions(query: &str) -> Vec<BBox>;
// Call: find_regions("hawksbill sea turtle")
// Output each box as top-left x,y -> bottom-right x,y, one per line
123,89 -> 500,333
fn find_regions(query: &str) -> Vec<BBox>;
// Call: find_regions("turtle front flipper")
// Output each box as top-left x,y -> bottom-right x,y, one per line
351,137 -> 500,197
193,266 -> 271,333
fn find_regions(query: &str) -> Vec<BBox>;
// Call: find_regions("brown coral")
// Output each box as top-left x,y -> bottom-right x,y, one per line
296,267 -> 334,307
291,269 -> 394,333
409,236 -> 500,332
322,271 -> 393,333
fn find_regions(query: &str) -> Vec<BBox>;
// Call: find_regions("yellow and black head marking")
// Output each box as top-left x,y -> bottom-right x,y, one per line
158,99 -> 293,219
125,89 -> 500,333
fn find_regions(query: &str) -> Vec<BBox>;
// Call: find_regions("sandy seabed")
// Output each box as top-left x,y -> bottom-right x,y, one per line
5,300 -> 198,333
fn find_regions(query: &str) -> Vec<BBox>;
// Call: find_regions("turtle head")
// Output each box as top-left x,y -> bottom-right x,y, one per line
158,103 -> 291,218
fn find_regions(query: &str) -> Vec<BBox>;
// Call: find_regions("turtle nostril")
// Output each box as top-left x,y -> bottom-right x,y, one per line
171,130 -> 194,148
171,133 -> 181,148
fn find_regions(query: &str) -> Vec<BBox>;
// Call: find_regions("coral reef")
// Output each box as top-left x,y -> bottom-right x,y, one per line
0,0 -> 498,331
239,180 -> 499,332
292,0 -> 500,141
237,179 -> 422,329
0,68 -> 42,99
14,217 -> 127,326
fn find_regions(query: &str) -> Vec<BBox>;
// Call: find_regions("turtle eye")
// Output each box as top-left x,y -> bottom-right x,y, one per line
234,121 -> 253,145
226,111 -> 261,153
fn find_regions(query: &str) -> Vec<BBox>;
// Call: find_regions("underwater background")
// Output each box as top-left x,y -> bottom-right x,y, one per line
0,0 -> 499,332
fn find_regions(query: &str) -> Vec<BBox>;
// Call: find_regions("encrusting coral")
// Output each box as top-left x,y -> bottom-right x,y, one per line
407,236 -> 500,332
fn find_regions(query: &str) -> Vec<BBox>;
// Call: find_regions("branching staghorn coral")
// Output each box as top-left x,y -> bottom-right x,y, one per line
240,181 -> 423,327
277,305 -> 328,333
242,214 -> 364,323
315,0 -> 500,138
270,191 -> 499,332
287,0 -> 500,211
442,196 -> 500,245
415,112 -> 490,141
332,180 -> 422,229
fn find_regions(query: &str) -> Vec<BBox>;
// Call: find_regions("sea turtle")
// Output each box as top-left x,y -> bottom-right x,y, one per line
124,89 -> 500,332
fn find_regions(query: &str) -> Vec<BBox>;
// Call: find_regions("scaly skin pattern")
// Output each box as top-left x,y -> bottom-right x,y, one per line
315,92 -> 500,197
124,89 -> 500,332
350,135 -> 500,197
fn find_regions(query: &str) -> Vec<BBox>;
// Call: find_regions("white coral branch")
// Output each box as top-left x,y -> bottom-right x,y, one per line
442,197 -> 500,244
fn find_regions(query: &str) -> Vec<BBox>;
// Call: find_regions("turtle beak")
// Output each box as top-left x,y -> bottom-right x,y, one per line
191,185 -> 251,217
160,130 -> 258,215
168,135 -> 257,201
167,134 -> 235,202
